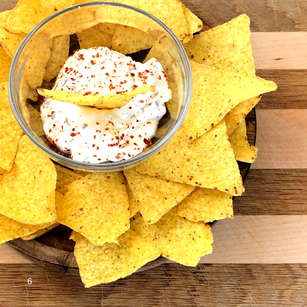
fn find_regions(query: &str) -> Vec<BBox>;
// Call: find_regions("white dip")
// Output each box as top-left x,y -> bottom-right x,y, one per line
40,46 -> 171,163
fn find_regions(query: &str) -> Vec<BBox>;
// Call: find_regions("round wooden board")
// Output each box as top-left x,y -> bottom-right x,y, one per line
7,107 -> 257,269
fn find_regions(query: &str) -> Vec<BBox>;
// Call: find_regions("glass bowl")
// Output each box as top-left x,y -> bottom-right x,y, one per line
9,2 -> 192,172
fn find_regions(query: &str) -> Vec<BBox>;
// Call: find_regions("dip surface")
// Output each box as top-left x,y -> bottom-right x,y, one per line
40,46 -> 171,163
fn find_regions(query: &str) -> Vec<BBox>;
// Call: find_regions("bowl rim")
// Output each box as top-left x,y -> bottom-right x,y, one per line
9,1 -> 193,172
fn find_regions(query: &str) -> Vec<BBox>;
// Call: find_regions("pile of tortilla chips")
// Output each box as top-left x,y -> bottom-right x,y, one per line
0,0 -> 277,288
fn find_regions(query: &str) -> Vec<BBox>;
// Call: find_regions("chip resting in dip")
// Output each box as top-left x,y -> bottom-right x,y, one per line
40,46 -> 171,163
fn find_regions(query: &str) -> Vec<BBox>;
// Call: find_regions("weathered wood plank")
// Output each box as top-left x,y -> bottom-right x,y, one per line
182,0 -> 307,32
234,169 -> 307,215
252,109 -> 307,169
256,70 -> 307,109
0,263 -> 306,306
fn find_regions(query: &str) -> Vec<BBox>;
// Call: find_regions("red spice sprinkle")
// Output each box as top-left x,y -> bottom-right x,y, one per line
107,176 -> 110,178
97,147 -> 100,150
49,129 -> 52,133
90,60 -> 95,65
105,128 -> 109,131
96,130 -> 101,133
115,155 -> 120,159
92,144 -> 95,147
144,138 -> 151,145
191,54 -> 194,59
70,132 -> 77,137
84,91 -> 92,95
93,155 -> 97,157
94,135 -> 96,139
130,135 -> 134,139
133,143 -> 138,146
70,78 -> 76,81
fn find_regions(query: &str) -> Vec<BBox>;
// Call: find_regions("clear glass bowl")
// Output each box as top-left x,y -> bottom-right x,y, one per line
9,2 -> 192,172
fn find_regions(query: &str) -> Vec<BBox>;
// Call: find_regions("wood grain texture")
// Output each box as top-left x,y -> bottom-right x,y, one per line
0,263 -> 306,306
251,33 -> 307,69
182,0 -> 307,32
252,109 -> 307,169
256,70 -> 307,109
234,169 -> 307,215
201,215 -> 307,263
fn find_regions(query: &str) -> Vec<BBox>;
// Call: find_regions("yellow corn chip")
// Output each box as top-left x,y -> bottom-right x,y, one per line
57,173 -> 130,245
37,85 -> 155,109
0,11 -> 26,58
229,119 -> 258,163
40,0 -> 74,12
95,0 -> 188,41
182,4 -> 202,43
182,61 -> 276,139
125,178 -> 139,218
77,24 -> 113,50
21,222 -> 60,240
137,121 -> 244,196
225,96 -> 261,135
71,229 -> 160,287
131,209 -> 213,266
177,188 -> 233,223
23,34 -> 52,89
55,164 -> 82,195
0,214 -> 57,244
99,22 -> 117,36
73,170 -> 90,176
5,0 -> 52,34
0,83 -> 24,171
0,47 -> 12,84
112,25 -> 154,55
0,135 -> 57,224
44,35 -> 70,82
184,14 -> 255,74
26,103 -> 45,137
124,168 -> 195,224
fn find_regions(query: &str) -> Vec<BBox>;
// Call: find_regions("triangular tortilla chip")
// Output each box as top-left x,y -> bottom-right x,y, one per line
0,47 -> 12,84
26,103 -> 45,137
112,25 -> 154,55
57,172 -> 130,245
125,178 -> 139,218
71,229 -> 160,287
54,164 -> 82,195
40,0 -> 74,12
37,85 -> 155,109
184,14 -> 255,74
0,214 -> 57,244
0,83 -> 24,171
229,119 -> 258,163
0,135 -> 57,224
177,188 -> 233,223
225,96 -> 261,135
136,121 -> 244,196
124,168 -> 195,224
182,4 -> 202,43
44,35 -> 70,82
181,61 -> 276,139
131,209 -> 213,266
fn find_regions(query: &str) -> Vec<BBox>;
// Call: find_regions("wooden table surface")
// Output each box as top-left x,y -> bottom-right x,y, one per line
1,0 -> 307,306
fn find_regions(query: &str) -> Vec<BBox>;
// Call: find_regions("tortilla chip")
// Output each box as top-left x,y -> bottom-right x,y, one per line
0,47 -> 12,84
0,214 -> 57,244
95,0 -> 188,41
71,229 -> 160,287
57,172 -> 130,245
177,188 -> 233,223
44,35 -> 70,82
181,61 -> 277,139
77,24 -> 113,50
0,83 -> 24,171
182,4 -> 202,43
124,168 -> 195,224
184,14 -> 255,75
0,135 -> 57,224
112,25 -> 154,55
21,222 -> 60,240
5,0 -> 52,34
131,209 -> 212,266
99,22 -> 118,36
73,170 -> 90,176
40,0 -> 74,11
137,121 -> 244,196
23,34 -> 52,89
0,11 -> 26,58
225,96 -> 261,135
55,164 -> 82,195
37,85 -> 155,108
229,119 -> 258,163
125,178 -> 139,218
26,103 -> 45,137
